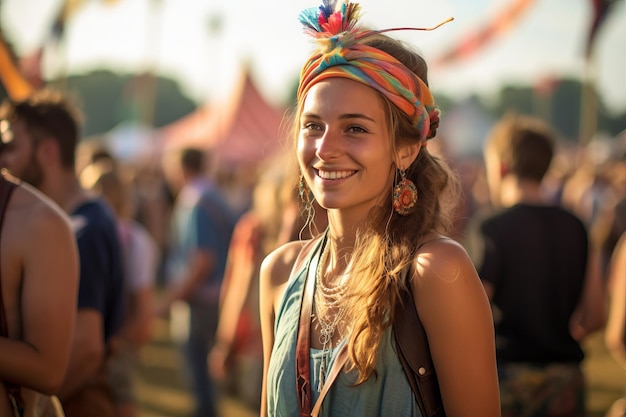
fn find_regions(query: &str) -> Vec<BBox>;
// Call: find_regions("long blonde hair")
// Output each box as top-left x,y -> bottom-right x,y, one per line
293,34 -> 461,384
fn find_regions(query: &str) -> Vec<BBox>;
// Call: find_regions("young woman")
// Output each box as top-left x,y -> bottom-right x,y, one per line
259,2 -> 500,416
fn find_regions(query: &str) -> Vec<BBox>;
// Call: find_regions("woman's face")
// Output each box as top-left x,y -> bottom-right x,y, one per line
297,78 -> 395,218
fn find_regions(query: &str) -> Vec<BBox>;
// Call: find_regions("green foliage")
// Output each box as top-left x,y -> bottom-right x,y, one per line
455,79 -> 626,142
48,70 -> 197,137
1,71 -> 624,143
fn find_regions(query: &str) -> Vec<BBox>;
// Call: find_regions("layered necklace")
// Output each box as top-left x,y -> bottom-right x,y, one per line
313,242 -> 349,392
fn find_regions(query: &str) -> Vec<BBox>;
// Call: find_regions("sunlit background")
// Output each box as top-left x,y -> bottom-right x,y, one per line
1,0 -> 624,157
1,0 -> 625,108
2,0 -> 625,164
2,2 -> 626,417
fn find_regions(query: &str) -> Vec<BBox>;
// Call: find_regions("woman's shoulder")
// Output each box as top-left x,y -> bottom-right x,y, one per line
415,233 -> 469,258
411,233 -> 477,288
408,233 -> 492,340
261,237 -> 320,287
263,240 -> 305,269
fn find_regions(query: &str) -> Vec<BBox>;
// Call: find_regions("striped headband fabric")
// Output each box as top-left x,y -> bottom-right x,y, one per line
297,0 -> 449,143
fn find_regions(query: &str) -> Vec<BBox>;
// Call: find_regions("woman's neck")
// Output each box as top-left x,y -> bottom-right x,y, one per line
326,213 -> 358,249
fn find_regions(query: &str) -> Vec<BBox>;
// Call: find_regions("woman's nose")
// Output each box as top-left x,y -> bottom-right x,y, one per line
316,128 -> 341,159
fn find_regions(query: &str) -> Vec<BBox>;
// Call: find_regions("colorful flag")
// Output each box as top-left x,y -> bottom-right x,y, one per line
433,0 -> 535,67
0,33 -> 35,100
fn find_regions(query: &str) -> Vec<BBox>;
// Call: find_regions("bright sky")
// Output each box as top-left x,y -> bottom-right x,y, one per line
2,0 -> 626,115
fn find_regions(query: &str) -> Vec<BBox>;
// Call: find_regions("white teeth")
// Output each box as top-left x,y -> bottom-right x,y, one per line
318,170 -> 354,180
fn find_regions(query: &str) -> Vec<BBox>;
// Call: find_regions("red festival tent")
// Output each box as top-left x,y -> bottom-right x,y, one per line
158,67 -> 288,169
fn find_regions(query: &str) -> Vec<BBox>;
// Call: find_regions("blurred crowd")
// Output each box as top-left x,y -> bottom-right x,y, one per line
110,108 -> 626,417
1,86 -> 625,417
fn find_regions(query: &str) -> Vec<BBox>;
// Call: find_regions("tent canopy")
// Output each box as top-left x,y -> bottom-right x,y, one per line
159,68 -> 289,169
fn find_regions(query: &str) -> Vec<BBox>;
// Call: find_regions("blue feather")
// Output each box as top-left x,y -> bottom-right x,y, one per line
299,7 -> 322,32
299,0 -> 343,32
318,0 -> 338,19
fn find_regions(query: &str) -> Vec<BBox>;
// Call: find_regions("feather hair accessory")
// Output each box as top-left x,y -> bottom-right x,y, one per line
299,0 -> 452,45
299,0 -> 361,39
297,0 -> 453,142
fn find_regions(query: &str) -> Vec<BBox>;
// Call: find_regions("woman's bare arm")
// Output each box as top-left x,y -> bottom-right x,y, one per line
412,238 -> 501,417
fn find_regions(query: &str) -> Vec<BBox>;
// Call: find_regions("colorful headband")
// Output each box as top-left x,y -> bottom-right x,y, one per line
297,0 -> 452,142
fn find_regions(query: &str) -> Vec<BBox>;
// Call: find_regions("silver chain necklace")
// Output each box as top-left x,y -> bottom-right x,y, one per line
313,243 -> 348,392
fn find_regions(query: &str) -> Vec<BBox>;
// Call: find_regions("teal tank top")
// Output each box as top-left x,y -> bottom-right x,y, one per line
266,238 -> 421,417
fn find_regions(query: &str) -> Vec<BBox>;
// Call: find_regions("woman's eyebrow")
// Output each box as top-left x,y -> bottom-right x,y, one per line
339,113 -> 376,122
301,112 -> 376,122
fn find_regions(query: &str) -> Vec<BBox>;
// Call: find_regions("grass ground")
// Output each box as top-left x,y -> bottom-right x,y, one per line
135,317 -> 257,417
135,317 -> 624,417
583,332 -> 625,417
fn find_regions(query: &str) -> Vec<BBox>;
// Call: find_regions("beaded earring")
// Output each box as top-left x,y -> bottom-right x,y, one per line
393,169 -> 418,215
298,174 -> 313,208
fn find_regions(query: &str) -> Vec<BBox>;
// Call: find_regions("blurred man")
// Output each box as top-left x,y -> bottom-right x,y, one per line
161,147 -> 235,417
0,163 -> 78,415
0,89 -> 125,417
465,113 -> 606,417
82,154 -> 159,417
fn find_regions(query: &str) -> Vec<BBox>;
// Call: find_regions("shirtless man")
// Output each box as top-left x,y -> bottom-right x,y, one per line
0,168 -> 79,415
0,89 -> 126,417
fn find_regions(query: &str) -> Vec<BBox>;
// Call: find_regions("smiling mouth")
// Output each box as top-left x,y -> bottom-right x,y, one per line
316,169 -> 357,180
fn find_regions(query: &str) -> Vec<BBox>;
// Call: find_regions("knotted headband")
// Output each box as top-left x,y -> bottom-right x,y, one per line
297,0 -> 452,143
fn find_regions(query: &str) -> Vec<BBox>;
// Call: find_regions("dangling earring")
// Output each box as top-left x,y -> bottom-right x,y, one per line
298,173 -> 313,208
393,169 -> 418,216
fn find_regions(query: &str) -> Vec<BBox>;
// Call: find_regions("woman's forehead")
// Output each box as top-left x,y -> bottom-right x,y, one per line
302,78 -> 386,119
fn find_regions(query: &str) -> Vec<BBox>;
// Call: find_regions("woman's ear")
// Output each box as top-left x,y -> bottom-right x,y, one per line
395,142 -> 421,171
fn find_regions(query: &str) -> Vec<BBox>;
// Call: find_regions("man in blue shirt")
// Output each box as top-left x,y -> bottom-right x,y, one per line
161,147 -> 235,417
0,89 -> 125,417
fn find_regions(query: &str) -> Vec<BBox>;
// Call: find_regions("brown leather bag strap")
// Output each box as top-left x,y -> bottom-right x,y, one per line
294,234 -> 325,417
310,343 -> 348,417
393,265 -> 446,417
294,232 -> 349,417
292,231 -> 360,417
